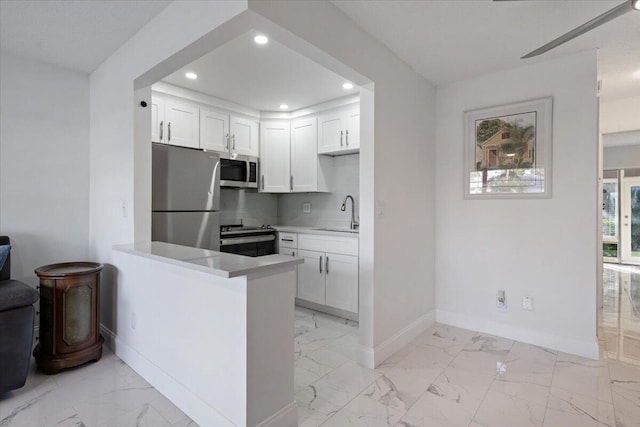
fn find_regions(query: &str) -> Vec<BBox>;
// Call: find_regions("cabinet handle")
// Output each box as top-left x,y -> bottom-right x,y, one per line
340,130 -> 344,147
319,256 -> 323,273
261,174 -> 265,190
326,256 -> 329,274
292,251 -> 296,257
290,176 -> 293,191
160,121 -> 163,141
168,122 -> 171,141
345,130 -> 349,146
226,133 -> 230,150
282,239 -> 294,242
232,134 -> 235,150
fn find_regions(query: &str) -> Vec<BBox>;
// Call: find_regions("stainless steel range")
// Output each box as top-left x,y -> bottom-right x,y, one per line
219,224 -> 276,257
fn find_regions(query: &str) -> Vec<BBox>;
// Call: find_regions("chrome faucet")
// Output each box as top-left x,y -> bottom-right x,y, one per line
340,195 -> 359,230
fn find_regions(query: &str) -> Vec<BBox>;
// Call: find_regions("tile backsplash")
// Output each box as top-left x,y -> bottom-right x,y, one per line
220,188 -> 278,227
278,154 -> 359,228
219,153 -> 359,228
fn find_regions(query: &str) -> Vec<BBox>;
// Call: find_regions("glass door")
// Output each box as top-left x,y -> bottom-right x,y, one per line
603,178 -> 619,261
621,177 -> 640,264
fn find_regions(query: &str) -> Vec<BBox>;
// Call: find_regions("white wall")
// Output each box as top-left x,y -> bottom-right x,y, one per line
249,0 -> 437,366
0,52 -> 90,287
278,154 -> 359,228
600,96 -> 640,134
435,51 -> 600,358
89,1 -> 249,331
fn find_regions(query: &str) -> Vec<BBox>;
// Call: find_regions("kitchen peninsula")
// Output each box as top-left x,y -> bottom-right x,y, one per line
111,242 -> 302,427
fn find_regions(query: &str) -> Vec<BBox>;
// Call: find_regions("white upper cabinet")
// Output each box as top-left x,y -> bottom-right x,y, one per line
260,121 -> 291,193
230,115 -> 259,157
151,97 -> 165,143
317,114 -> 343,154
345,108 -> 360,151
261,117 -> 329,193
291,117 -> 320,192
165,99 -> 200,149
318,105 -> 360,155
200,108 -> 229,152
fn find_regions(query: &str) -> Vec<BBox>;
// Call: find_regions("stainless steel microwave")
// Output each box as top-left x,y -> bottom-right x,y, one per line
219,154 -> 258,188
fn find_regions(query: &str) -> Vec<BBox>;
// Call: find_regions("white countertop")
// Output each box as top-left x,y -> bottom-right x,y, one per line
113,241 -> 302,278
271,225 -> 359,237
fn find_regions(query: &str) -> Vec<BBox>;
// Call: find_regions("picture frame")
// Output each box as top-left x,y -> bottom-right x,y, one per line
463,97 -> 553,199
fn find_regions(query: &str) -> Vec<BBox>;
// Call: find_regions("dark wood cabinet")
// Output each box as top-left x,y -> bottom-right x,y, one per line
33,262 -> 104,374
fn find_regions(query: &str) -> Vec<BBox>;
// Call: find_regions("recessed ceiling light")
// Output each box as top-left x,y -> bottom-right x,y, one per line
279,104 -> 289,110
185,72 -> 198,80
254,35 -> 269,45
342,82 -> 354,90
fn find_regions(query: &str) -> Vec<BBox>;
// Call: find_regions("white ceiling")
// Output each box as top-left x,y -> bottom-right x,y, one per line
0,0 -> 637,101
332,0 -> 640,101
161,31 -> 358,112
0,0 -> 170,73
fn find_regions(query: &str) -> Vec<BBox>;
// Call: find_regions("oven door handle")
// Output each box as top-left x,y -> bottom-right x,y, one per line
220,235 -> 276,246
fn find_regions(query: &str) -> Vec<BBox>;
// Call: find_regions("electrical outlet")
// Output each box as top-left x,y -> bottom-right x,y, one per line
497,290 -> 507,312
303,202 -> 311,213
522,295 -> 534,311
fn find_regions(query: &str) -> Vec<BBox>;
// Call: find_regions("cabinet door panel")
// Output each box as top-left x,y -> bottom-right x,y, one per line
231,116 -> 259,157
318,113 -> 343,154
165,100 -> 199,149
200,108 -> 229,152
291,117 -> 318,192
297,249 -> 325,305
345,108 -> 360,150
260,121 -> 291,193
151,97 -> 165,143
324,253 -> 358,313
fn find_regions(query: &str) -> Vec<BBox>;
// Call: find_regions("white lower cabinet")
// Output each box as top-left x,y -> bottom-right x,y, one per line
298,249 -> 326,305
324,253 -> 358,313
296,233 -> 359,315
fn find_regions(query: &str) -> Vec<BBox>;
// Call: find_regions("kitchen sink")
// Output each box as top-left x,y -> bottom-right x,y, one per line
314,227 -> 359,234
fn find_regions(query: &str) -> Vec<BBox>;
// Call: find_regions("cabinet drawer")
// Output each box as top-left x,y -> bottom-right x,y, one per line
278,232 -> 298,249
298,233 -> 358,256
279,247 -> 297,257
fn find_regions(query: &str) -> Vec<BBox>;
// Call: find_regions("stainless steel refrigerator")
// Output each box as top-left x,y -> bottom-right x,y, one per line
152,143 -> 221,251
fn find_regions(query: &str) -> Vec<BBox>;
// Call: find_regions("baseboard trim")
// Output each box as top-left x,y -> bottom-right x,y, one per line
358,309 -> 436,369
99,324 -> 116,351
436,309 -> 599,360
114,336 -> 238,427
295,299 -> 358,322
255,401 -> 297,427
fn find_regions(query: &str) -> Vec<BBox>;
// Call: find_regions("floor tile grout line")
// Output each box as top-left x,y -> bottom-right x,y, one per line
467,330 -> 513,425
540,346 -> 559,426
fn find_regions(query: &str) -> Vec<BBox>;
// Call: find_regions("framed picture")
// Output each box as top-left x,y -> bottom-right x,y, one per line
463,97 -> 553,199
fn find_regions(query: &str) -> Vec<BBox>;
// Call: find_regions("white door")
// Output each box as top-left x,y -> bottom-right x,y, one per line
297,249 -> 326,305
291,117 -> 318,192
165,100 -> 199,149
200,108 -> 229,152
318,112 -> 343,154
621,177 -> 640,264
260,121 -> 291,193
151,97 -> 165,143
324,253 -> 358,313
230,115 -> 259,157
344,107 -> 360,151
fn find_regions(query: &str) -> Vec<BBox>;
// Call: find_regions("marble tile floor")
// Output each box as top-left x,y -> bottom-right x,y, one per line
2,264 -> 640,426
